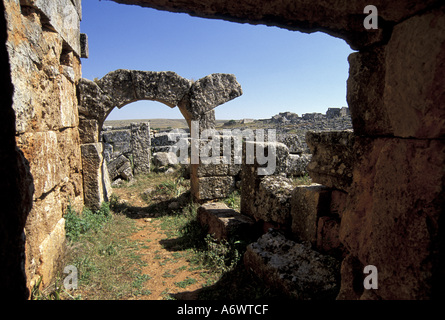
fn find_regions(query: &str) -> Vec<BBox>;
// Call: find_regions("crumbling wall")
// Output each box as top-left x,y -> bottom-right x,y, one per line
2,0 -> 85,294
78,70 -> 243,207
117,0 -> 445,300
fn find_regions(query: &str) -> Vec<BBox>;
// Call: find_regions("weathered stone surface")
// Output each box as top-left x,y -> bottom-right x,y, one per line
95,69 -> 192,109
348,8 -> 445,139
243,140 -> 290,176
5,2 -> 80,134
306,130 -> 354,192
347,48 -> 390,137
79,119 -> 99,144
102,129 -> 132,155
131,70 -> 192,107
316,216 -> 343,257
102,160 -> 113,202
196,158 -> 241,177
112,0 -> 441,49
240,141 -> 290,219
197,202 -> 255,241
38,218 -> 66,287
18,131 -> 62,199
81,143 -> 104,210
335,253 -> 364,300
195,176 -> 236,200
290,184 -> 331,244
21,0 -> 81,56
252,175 -> 294,225
80,33 -> 88,59
277,133 -> 310,154
152,152 -> 178,167
78,78 -> 114,123
183,73 -> 242,117
339,137 -> 445,299
244,231 -> 340,300
107,154 -> 133,181
287,153 -> 311,176
131,122 -> 151,175
383,8 -> 445,139
178,74 -> 242,129
330,189 -> 348,219
96,69 -> 136,109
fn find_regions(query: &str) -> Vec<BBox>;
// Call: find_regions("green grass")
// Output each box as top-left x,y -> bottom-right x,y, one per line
174,277 -> 197,289
49,170 -> 285,300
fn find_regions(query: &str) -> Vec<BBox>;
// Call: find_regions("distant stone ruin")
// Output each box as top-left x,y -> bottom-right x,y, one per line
78,69 -> 243,209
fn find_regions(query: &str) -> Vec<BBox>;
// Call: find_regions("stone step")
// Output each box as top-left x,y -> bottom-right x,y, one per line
244,230 -> 340,300
197,202 -> 257,241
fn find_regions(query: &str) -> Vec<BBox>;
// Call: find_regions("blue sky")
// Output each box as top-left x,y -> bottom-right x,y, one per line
80,0 -> 355,120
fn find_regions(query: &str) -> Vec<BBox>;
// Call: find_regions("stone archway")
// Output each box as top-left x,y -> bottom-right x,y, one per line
105,0 -> 445,300
77,69 -> 242,209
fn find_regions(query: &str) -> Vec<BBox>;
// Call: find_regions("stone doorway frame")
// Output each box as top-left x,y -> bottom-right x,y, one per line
77,69 -> 242,209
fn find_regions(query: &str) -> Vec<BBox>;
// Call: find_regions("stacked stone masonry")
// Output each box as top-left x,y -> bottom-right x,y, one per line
2,0 -> 84,295
2,0 -> 444,300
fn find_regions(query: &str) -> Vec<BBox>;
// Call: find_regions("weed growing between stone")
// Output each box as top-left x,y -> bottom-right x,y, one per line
46,171 -> 284,300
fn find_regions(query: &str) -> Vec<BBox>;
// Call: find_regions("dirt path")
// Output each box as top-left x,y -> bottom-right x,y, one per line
112,185 -> 208,300
130,218 -> 203,300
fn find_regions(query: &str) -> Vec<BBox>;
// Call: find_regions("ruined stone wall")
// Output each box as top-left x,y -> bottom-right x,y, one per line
2,0 -> 84,294
114,0 -> 444,300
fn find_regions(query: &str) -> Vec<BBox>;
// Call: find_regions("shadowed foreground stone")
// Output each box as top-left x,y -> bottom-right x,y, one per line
197,202 -> 255,241
244,231 -> 340,300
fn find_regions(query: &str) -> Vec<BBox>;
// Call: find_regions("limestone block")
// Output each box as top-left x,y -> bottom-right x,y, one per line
56,127 -> 84,207
306,130 -> 354,192
244,231 -> 340,300
96,69 -> 136,108
316,216 -> 343,257
102,160 -> 113,202
197,202 -> 255,241
71,0 -> 82,19
110,0 -> 439,49
22,0 -> 81,56
340,137 -> 445,299
77,78 -> 114,123
290,184 -> 331,244
243,140 -> 290,176
240,141 -> 290,219
252,175 -> 294,225
196,159 -> 241,177
79,119 -> 99,144
131,122 -> 151,175
179,73 -> 242,119
38,218 -> 66,287
17,131 -> 62,199
348,8 -> 445,139
287,153 -> 311,176
196,176 -> 235,201
102,129 -> 132,155
152,152 -> 178,167
383,8 -> 445,139
107,154 -> 132,180
80,33 -> 88,58
81,143 -> 104,210
335,254 -> 364,300
277,133 -> 310,154
131,70 -> 192,107
347,48 -> 389,137
58,74 -> 79,128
